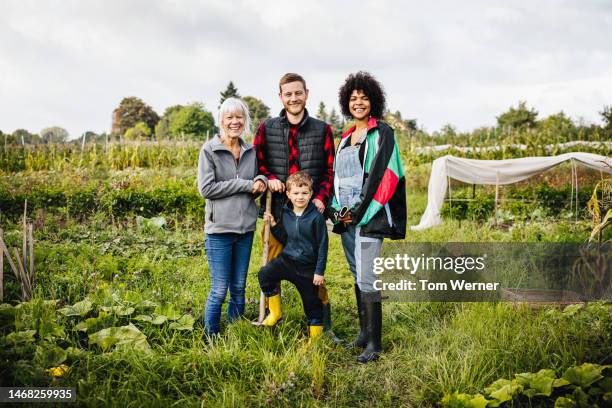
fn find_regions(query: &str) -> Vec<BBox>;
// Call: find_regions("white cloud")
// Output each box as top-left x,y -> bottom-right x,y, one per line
0,0 -> 610,138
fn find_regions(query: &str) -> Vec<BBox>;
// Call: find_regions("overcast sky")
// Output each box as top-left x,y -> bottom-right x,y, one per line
1,0 -> 611,138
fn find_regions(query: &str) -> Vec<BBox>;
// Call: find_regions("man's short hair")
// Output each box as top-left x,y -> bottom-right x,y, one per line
279,73 -> 307,92
286,171 -> 313,192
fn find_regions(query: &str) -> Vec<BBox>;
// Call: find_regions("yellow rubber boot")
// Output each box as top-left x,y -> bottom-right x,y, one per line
261,294 -> 282,326
308,325 -> 323,343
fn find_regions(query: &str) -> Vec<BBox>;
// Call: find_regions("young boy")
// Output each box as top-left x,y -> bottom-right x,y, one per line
258,171 -> 328,341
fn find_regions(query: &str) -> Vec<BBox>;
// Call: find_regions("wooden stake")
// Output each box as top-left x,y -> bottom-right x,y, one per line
13,248 -> 30,300
0,235 -> 19,280
28,224 -> 34,286
257,190 -> 273,323
494,172 -> 500,227
0,228 -> 3,303
22,200 -> 27,271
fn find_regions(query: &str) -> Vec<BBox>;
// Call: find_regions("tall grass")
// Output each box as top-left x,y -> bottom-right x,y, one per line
0,141 -> 201,172
2,136 -> 609,173
2,211 -> 609,406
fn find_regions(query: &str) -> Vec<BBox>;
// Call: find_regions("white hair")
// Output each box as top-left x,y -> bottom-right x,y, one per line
218,97 -> 251,139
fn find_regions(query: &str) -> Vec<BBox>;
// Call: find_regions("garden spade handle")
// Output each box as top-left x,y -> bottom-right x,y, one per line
257,189 -> 272,323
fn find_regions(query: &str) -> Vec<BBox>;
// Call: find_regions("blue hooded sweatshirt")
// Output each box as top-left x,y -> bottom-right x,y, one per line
270,202 -> 328,277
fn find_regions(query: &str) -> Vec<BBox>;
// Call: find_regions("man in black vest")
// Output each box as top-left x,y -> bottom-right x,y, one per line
253,73 -> 339,341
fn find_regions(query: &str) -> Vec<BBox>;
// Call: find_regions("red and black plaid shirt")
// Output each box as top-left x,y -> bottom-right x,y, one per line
253,122 -> 335,203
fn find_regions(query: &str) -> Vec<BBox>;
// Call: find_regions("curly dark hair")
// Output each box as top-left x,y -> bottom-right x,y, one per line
338,71 -> 386,119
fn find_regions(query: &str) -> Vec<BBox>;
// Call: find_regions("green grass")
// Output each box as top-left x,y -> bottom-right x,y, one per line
0,154 -> 610,406
1,206 -> 610,407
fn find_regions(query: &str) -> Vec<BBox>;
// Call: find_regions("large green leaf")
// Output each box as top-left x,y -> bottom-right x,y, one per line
562,303 -> 584,316
168,314 -> 194,331
136,216 -> 166,230
440,391 -> 490,408
515,369 -> 556,397
554,397 -> 576,408
89,324 -> 150,352
74,312 -> 113,333
563,363 -> 605,388
138,300 -> 160,309
154,304 -> 181,320
133,314 -> 167,325
123,291 -> 142,305
65,346 -> 87,360
553,378 -> 571,388
5,330 -> 36,345
59,299 -> 93,317
101,305 -> 135,316
484,378 -> 523,404
34,344 -> 67,367
39,320 -> 65,340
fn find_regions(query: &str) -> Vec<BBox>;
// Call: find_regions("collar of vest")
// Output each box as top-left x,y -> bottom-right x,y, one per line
209,135 -> 252,152
341,117 -> 378,139
279,108 -> 310,128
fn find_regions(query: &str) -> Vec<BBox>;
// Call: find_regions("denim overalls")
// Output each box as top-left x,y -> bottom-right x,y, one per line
336,133 -> 383,293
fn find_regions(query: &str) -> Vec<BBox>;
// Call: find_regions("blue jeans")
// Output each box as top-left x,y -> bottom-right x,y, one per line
341,224 -> 383,293
204,231 -> 254,336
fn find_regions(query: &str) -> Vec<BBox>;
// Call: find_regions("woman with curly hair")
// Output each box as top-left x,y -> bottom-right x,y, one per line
328,72 -> 406,363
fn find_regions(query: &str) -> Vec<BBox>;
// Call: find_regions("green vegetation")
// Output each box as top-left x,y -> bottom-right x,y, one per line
441,361 -> 611,407
0,116 -> 610,406
1,211 -> 610,406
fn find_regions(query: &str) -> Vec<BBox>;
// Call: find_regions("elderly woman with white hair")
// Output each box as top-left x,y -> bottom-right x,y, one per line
197,97 -> 267,337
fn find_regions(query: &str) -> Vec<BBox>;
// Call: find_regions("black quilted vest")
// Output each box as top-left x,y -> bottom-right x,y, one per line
261,109 -> 328,217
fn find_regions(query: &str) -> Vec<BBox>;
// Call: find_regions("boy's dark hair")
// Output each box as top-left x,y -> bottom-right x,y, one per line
286,171 -> 313,192
338,71 -> 386,119
279,73 -> 307,92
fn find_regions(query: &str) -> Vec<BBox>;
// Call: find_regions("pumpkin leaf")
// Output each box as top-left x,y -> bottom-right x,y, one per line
74,312 -> 113,333
484,378 -> 522,404
34,344 -> 67,368
563,363 -> 605,388
168,314 -> 194,331
133,314 -> 167,325
101,305 -> 135,316
554,396 -> 576,408
59,299 -> 93,317
89,324 -> 150,352
515,369 -> 556,396
154,304 -> 181,321
440,391 -> 490,408
5,330 -> 36,345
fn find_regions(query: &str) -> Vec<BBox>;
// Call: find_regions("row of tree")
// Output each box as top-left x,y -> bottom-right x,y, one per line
413,101 -> 612,145
1,82 -> 610,144
108,82 -> 274,141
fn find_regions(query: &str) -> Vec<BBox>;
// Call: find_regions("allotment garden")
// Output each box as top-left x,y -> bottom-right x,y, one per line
0,135 -> 610,407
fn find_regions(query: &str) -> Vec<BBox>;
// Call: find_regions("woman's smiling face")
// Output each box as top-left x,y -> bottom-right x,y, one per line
349,90 -> 371,121
221,110 -> 245,139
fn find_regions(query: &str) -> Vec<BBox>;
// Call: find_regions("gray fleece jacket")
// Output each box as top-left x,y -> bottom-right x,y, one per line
197,136 -> 267,234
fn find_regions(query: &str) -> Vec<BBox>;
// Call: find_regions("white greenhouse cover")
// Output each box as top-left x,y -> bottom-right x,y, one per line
411,152 -> 612,231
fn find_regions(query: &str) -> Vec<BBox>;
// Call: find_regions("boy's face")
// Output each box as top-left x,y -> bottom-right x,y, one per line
286,185 -> 312,211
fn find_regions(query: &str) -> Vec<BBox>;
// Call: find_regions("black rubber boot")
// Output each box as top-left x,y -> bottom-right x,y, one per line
356,292 -> 382,364
345,284 -> 367,349
322,302 -> 344,344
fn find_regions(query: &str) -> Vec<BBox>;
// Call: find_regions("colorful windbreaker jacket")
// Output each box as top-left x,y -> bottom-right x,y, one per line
329,118 -> 407,240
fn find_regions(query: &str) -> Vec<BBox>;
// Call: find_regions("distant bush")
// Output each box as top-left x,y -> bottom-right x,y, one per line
0,184 -> 204,221
441,183 -> 594,221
